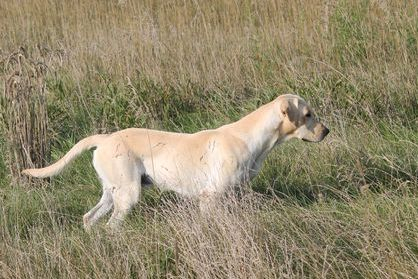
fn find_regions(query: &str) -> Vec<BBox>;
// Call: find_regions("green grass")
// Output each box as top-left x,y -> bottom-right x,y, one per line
1,0 -> 417,277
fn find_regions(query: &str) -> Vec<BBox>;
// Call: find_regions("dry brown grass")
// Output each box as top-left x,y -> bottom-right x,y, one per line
1,0 -> 415,94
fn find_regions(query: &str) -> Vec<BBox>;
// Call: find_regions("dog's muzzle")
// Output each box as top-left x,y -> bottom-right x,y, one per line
302,126 -> 330,142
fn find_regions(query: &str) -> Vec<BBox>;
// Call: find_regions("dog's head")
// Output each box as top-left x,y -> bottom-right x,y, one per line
277,94 -> 329,142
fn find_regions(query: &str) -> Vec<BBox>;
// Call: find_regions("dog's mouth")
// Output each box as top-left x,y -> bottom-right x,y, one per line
302,127 -> 330,142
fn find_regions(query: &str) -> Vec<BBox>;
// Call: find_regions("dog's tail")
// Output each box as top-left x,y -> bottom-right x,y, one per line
21,134 -> 108,178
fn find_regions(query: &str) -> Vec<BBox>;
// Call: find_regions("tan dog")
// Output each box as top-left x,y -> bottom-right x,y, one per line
22,94 -> 329,229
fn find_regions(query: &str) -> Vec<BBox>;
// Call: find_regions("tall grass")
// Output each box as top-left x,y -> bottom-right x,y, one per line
2,192 -> 418,278
0,0 -> 417,277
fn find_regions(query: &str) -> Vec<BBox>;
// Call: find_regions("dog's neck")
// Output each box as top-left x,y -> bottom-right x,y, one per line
220,100 -> 286,161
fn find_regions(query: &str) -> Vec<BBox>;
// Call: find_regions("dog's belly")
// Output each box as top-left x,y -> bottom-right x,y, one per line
141,154 -> 243,197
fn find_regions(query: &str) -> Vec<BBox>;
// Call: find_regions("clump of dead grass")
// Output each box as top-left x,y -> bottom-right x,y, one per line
0,47 -> 50,183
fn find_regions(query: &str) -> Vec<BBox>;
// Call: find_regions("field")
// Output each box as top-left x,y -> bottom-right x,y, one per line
0,0 -> 417,278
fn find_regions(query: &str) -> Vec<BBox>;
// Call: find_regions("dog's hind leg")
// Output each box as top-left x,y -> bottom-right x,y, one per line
100,154 -> 142,229
83,188 -> 113,230
91,143 -> 143,229
106,181 -> 140,229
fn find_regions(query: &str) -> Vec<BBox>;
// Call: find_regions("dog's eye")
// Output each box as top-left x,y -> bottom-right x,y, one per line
305,112 -> 312,118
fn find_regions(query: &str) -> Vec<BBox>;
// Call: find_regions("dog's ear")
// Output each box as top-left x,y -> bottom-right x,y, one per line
280,99 -> 290,117
280,99 -> 299,124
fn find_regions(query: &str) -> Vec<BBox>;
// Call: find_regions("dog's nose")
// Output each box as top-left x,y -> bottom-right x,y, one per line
323,127 -> 330,137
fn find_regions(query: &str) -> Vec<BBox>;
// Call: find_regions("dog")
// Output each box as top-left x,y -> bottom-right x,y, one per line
22,94 -> 329,229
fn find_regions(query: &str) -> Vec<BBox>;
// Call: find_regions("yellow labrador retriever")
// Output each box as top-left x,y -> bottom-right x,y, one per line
22,94 -> 329,229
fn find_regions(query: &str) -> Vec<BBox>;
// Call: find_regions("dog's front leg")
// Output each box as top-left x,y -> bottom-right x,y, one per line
198,191 -> 218,212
